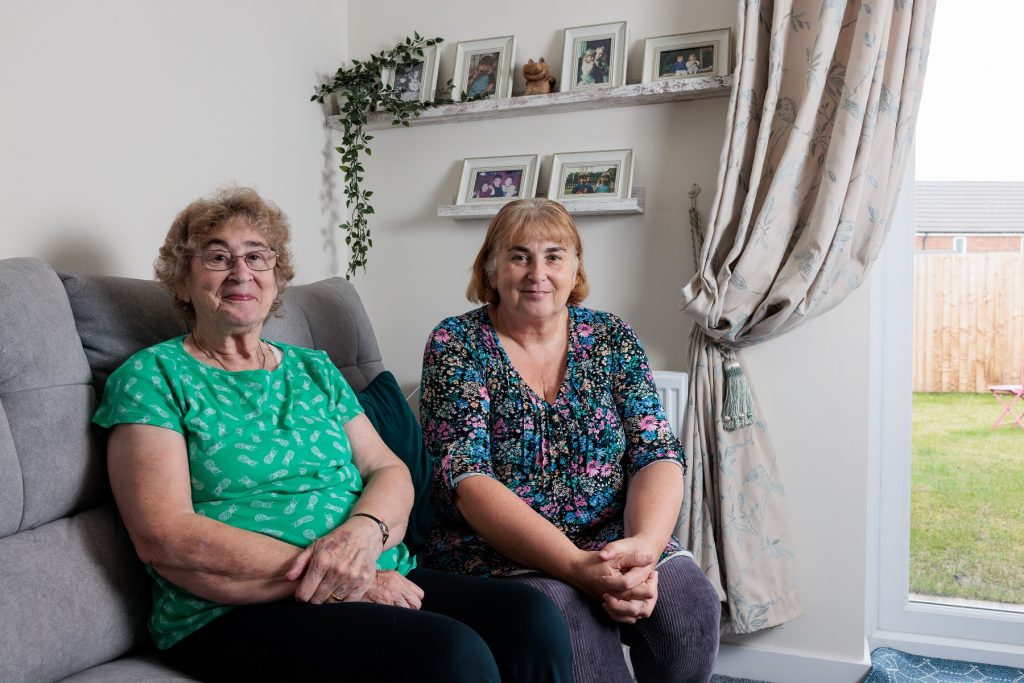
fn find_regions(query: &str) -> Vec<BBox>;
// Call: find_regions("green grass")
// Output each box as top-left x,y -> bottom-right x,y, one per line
911,392 -> 1024,605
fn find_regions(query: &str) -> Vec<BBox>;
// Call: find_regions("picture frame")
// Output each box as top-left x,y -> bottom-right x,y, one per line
451,36 -> 516,100
560,21 -> 627,92
641,29 -> 731,83
548,149 -> 634,201
457,154 -> 540,205
382,44 -> 441,104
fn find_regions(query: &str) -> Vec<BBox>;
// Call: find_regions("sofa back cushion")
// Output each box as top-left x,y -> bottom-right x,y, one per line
61,272 -> 386,394
356,371 -> 435,553
0,258 -> 149,683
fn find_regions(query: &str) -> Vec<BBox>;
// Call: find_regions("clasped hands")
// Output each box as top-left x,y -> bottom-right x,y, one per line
575,537 -> 660,624
284,516 -> 422,609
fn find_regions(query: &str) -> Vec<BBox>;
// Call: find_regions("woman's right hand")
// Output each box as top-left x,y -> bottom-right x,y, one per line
287,515 -> 384,604
569,546 -> 656,600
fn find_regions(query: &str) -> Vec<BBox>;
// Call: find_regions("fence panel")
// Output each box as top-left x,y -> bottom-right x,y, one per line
913,253 -> 1024,392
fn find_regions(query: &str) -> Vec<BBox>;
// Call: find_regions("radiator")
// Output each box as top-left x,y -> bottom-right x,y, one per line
652,370 -> 688,439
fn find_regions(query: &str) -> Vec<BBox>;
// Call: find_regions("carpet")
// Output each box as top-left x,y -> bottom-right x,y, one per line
711,676 -> 770,683
865,647 -> 1024,682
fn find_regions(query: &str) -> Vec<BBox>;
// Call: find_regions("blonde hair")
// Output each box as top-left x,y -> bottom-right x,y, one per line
155,186 -> 295,324
466,198 -> 589,306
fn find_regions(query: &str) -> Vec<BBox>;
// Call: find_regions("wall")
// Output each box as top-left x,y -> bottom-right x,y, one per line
347,1 -> 873,679
0,0 -> 349,283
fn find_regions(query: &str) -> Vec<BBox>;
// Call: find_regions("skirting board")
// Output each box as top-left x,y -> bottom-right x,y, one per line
713,641 -> 871,683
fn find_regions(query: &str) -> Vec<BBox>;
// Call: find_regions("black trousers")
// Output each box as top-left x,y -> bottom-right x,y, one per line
161,568 -> 573,683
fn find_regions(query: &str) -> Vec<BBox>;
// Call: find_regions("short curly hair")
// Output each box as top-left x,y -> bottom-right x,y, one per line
466,198 -> 589,306
155,187 -> 295,324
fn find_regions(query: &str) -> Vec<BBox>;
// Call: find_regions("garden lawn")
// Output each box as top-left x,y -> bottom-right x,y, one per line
911,392 -> 1024,605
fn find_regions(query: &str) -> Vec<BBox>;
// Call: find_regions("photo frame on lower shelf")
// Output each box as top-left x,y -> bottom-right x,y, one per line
456,154 -> 540,205
439,187 -> 645,219
548,149 -> 634,202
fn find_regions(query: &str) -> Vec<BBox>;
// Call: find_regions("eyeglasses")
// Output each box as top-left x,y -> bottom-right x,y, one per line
195,249 -> 278,271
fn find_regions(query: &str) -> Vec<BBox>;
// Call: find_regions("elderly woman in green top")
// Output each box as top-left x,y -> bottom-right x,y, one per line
93,187 -> 571,683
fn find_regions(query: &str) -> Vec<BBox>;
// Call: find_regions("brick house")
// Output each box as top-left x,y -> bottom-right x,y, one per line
915,180 -> 1024,253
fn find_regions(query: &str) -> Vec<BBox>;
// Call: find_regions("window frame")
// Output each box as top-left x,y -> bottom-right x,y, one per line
867,171 -> 1024,666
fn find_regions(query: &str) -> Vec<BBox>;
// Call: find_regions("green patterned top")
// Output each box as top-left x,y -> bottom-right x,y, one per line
93,337 -> 415,649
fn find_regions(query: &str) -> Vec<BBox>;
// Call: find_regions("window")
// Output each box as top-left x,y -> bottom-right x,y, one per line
870,176 -> 1024,671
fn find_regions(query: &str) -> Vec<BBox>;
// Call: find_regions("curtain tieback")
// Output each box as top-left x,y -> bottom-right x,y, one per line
720,347 -> 754,431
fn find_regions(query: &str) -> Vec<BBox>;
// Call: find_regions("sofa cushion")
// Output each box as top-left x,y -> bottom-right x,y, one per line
0,506 -> 151,683
356,371 -> 435,553
58,654 -> 197,682
0,258 -> 104,536
61,273 -> 385,394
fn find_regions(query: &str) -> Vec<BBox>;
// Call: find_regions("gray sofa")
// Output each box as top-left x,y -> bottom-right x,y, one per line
0,256 -> 391,682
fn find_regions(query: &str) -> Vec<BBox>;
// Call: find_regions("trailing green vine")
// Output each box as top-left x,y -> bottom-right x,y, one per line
312,33 -> 471,278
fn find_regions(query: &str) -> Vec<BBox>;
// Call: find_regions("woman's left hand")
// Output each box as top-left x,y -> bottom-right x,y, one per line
355,570 -> 424,609
287,515 -> 383,604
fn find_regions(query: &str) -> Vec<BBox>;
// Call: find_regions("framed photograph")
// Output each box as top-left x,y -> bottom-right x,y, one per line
560,21 -> 627,92
641,29 -> 731,83
451,36 -> 516,100
548,150 -> 633,201
457,154 -> 540,205
383,44 -> 441,103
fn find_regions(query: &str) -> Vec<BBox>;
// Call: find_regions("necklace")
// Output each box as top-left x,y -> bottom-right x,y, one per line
191,333 -> 266,371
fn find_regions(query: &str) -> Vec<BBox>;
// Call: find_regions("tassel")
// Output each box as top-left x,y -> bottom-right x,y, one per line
722,352 -> 754,431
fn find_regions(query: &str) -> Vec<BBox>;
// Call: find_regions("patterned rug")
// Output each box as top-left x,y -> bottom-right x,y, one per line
866,647 -> 1024,682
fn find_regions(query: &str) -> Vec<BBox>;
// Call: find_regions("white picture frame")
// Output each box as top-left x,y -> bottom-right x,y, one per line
548,149 -> 633,201
457,154 -> 540,205
451,36 -> 517,100
641,29 -> 731,83
560,21 -> 627,92
382,44 -> 441,104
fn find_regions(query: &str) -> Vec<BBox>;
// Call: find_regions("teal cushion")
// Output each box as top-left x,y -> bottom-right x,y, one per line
355,371 -> 434,553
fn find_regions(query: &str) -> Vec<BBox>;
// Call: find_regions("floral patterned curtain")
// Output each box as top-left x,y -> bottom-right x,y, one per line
678,0 -> 935,633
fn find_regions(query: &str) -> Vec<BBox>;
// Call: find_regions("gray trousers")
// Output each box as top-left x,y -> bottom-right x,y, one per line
506,555 -> 721,683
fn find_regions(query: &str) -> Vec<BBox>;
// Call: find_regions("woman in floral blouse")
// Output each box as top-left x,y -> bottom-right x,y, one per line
420,199 -> 721,683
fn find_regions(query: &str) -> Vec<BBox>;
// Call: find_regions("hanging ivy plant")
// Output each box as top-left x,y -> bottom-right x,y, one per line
311,33 -> 456,279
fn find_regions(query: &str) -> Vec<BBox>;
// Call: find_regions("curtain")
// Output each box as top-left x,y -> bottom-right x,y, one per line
678,0 -> 935,633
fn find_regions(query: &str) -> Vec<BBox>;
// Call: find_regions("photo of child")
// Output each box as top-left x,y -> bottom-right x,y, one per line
561,164 -> 618,197
659,44 -> 715,78
394,62 -> 425,102
575,37 -> 612,87
466,52 -> 499,97
472,169 -> 523,200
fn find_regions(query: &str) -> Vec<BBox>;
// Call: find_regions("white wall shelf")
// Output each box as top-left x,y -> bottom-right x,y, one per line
438,188 -> 645,220
329,75 -> 732,132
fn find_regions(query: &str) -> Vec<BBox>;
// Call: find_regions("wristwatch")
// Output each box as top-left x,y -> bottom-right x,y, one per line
350,512 -> 389,547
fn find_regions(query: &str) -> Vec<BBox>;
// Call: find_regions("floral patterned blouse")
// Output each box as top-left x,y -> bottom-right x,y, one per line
420,306 -> 686,576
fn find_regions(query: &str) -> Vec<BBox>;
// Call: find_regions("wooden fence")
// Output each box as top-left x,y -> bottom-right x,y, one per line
914,253 -> 1024,392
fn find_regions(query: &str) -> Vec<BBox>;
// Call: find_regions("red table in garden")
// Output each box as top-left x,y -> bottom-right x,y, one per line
988,369 -> 1024,430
